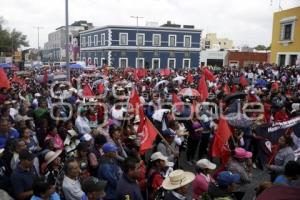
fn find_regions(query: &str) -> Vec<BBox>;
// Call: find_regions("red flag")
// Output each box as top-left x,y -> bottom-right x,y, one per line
129,88 -> 140,113
223,84 -> 230,95
137,106 -> 145,133
0,68 -> 10,89
212,117 -> 232,158
82,84 -> 94,97
140,118 -> 158,154
43,70 -> 48,85
134,68 -> 147,81
239,75 -> 248,87
160,69 -> 171,76
172,93 -> 184,112
197,75 -> 209,102
271,82 -> 279,91
231,85 -> 237,93
203,68 -> 216,81
186,72 -> 194,84
97,83 -> 105,94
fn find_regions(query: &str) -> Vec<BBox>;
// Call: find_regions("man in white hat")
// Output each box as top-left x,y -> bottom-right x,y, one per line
147,152 -> 174,199
162,169 -> 195,200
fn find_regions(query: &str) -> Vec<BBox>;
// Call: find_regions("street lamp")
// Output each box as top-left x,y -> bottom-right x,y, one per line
131,16 -> 143,68
65,0 -> 70,82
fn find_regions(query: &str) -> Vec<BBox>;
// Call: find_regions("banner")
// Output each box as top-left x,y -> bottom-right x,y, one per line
255,116 -> 300,144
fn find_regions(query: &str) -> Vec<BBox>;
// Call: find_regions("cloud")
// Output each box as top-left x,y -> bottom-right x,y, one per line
0,0 -> 299,49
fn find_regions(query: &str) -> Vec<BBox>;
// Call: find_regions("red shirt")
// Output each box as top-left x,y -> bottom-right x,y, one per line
274,111 -> 289,122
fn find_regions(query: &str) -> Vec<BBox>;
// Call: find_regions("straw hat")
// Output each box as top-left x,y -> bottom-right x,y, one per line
162,170 -> 195,190
44,150 -> 62,165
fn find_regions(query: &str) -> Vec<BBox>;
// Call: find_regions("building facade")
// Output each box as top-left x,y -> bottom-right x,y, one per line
42,21 -> 93,62
270,6 -> 300,66
200,50 -> 228,67
202,33 -> 234,50
227,51 -> 268,68
79,25 -> 202,68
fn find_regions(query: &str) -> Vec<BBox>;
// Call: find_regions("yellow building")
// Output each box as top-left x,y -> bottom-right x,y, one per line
202,33 -> 234,50
271,6 -> 300,66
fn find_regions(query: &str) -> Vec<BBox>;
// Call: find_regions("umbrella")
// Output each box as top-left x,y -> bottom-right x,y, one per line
155,80 -> 169,89
224,92 -> 247,103
53,74 -> 67,81
226,113 -> 253,128
173,76 -> 185,82
257,185 -> 300,200
178,88 -> 200,96
0,63 -> 11,68
69,63 -> 82,69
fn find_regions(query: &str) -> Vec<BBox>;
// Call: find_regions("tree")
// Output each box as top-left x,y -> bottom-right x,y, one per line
0,17 -> 29,54
254,45 -> 267,51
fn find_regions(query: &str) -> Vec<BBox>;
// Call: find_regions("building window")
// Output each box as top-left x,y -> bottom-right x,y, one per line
136,58 -> 144,68
136,33 -> 145,46
101,33 -> 105,45
280,23 -> 293,41
119,58 -> 128,68
153,34 -> 161,46
224,42 -> 226,45
94,35 -> 98,46
169,35 -> 176,47
119,33 -> 128,45
82,37 -> 86,47
88,57 -> 92,65
184,35 -> 191,47
101,58 -> 107,66
279,54 -> 286,66
94,57 -> 98,66
279,16 -> 297,42
183,59 -> 191,68
152,58 -> 160,69
168,58 -> 176,68
205,41 -> 210,49
88,36 -> 92,46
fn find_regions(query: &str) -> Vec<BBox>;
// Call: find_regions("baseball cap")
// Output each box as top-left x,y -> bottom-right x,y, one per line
234,147 -> 252,159
217,171 -> 240,188
150,152 -> 174,167
196,159 -> 216,170
19,149 -> 35,161
82,177 -> 107,194
102,143 -> 118,153
162,128 -> 176,138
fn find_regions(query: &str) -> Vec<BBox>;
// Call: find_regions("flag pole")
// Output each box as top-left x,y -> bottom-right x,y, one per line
145,117 -> 176,154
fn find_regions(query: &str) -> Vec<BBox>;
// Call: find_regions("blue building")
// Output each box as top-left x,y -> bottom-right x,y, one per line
79,24 -> 202,69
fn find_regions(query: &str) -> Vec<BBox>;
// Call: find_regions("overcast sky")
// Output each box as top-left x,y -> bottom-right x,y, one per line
1,0 -> 300,49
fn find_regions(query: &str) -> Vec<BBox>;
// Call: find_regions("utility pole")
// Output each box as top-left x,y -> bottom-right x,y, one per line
33,26 -> 44,49
65,0 -> 70,82
131,16 -> 144,68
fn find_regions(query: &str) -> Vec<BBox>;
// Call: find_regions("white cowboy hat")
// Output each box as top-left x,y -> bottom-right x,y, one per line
150,152 -> 174,167
162,169 -> 195,190
196,159 -> 216,170
44,150 -> 62,165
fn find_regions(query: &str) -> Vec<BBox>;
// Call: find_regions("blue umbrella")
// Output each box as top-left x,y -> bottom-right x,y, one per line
69,63 -> 82,69
0,63 -> 11,68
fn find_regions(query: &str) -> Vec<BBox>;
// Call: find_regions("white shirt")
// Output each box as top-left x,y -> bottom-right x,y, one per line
75,116 -> 91,135
62,176 -> 84,200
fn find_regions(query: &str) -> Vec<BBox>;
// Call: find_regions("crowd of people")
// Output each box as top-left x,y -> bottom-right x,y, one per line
0,63 -> 300,200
